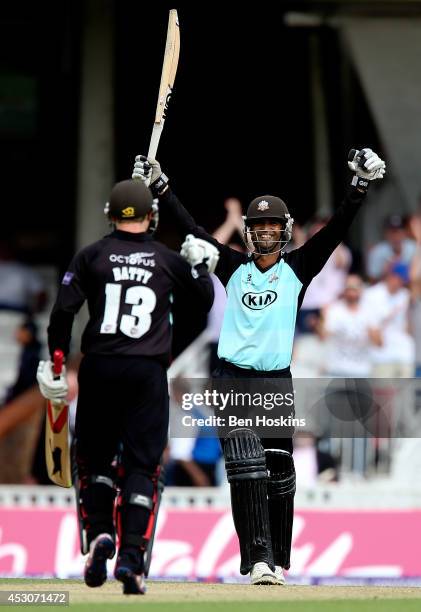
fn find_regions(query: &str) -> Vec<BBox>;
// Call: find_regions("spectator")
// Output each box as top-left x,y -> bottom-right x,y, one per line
293,432 -> 338,487
3,319 -> 41,404
366,215 -> 416,282
168,413 -> 222,486
363,263 -> 415,377
286,221 -> 306,253
296,218 -> 352,333
167,379 -> 222,487
0,240 -> 46,314
212,197 -> 244,245
319,274 -> 382,377
0,319 -> 43,484
409,215 -> 421,377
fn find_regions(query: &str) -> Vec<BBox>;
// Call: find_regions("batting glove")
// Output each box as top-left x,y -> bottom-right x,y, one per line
132,155 -> 169,196
348,148 -> 386,192
180,235 -> 220,274
37,360 -> 68,402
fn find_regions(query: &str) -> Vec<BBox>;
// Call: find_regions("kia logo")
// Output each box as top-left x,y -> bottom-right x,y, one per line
242,290 -> 277,310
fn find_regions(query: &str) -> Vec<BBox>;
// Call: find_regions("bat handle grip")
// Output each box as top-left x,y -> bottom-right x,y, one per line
53,349 -> 64,379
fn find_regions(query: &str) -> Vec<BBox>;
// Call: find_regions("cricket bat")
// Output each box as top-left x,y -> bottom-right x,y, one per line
45,349 -> 72,488
148,9 -> 180,159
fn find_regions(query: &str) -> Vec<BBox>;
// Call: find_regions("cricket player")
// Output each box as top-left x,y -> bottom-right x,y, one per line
133,148 -> 386,585
36,180 -> 216,594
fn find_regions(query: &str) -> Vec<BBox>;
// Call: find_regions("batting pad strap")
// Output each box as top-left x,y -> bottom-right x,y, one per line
91,475 -> 114,489
128,493 -> 154,510
266,449 -> 296,494
224,428 -> 268,482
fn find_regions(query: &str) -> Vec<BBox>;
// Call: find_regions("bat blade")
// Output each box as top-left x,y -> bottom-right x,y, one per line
45,350 -> 72,488
148,9 -> 180,159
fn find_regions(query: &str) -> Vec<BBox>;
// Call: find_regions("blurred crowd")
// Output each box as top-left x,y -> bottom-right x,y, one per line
1,195 -> 420,486
293,210 -> 421,379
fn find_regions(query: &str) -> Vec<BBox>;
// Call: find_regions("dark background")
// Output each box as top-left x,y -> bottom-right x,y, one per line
0,0 -> 379,270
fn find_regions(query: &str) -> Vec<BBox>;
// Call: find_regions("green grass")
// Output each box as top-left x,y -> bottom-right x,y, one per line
1,598 -> 420,612
46,602 -> 421,612
0,578 -> 420,612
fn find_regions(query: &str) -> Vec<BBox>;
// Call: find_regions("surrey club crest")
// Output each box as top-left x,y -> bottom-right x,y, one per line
257,200 -> 269,211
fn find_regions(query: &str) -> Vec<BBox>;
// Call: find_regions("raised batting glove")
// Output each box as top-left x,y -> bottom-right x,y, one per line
37,360 -> 68,402
348,148 -> 386,193
180,235 -> 220,274
132,155 -> 169,196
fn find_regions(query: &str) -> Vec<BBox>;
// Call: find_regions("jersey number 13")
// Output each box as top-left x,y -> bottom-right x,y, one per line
100,283 -> 156,338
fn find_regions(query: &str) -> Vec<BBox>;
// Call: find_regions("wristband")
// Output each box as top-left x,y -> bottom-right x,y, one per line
151,173 -> 169,197
351,174 -> 369,194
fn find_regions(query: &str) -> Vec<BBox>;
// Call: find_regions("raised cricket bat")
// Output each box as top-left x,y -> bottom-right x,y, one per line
45,349 -> 72,488
148,9 -> 180,159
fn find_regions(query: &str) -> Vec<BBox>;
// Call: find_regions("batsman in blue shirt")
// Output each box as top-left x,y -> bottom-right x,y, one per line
133,147 -> 386,585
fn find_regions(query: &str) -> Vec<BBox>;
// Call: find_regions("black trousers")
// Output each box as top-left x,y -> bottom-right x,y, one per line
212,359 -> 294,454
213,359 -> 294,573
75,353 -> 169,550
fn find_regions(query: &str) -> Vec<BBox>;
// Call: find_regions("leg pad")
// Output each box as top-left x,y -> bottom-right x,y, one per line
224,429 -> 274,574
266,449 -> 296,569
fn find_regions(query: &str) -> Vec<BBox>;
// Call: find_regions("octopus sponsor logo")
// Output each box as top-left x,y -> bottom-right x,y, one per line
109,252 -> 155,267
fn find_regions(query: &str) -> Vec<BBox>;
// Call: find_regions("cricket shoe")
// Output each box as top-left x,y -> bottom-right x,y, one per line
84,533 -> 115,588
274,566 -> 286,585
250,562 -> 280,585
114,565 -> 146,595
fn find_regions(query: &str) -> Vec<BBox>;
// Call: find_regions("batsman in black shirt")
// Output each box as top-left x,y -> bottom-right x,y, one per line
37,180 -> 216,594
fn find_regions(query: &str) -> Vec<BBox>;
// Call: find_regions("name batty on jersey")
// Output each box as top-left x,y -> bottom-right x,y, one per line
112,267 -> 153,284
